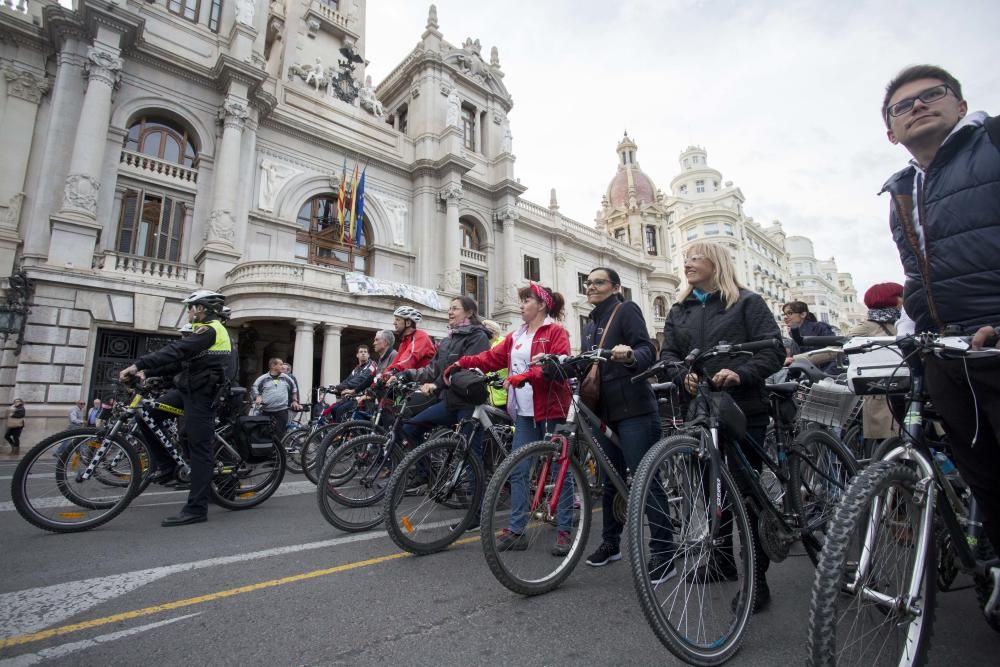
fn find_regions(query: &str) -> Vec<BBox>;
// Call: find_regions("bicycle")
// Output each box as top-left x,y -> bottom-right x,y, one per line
11,379 -> 284,532
625,339 -> 857,665
807,333 -> 1000,667
382,371 -> 512,555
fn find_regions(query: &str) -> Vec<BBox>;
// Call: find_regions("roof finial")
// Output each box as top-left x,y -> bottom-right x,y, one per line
427,4 -> 439,30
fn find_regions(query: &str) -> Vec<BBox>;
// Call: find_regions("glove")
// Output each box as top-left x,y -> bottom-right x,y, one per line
398,369 -> 415,382
506,372 -> 529,389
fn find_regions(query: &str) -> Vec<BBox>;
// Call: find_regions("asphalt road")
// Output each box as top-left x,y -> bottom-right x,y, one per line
1,456 -> 998,666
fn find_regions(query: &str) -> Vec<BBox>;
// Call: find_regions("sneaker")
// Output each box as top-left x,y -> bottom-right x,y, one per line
496,528 -> 528,552
551,531 -> 572,557
585,541 -> 621,567
647,556 -> 678,585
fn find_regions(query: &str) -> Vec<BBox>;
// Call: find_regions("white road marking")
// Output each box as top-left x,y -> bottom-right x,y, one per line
0,613 -> 201,666
0,522 -> 394,639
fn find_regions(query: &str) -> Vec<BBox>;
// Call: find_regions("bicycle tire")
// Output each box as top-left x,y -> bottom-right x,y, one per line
789,428 -> 859,564
280,429 -> 307,475
316,433 -> 401,532
303,420 -> 384,485
480,439 -> 591,596
807,460 -> 936,667
627,434 -> 755,666
383,435 -> 485,555
11,429 -> 142,533
210,438 -> 286,510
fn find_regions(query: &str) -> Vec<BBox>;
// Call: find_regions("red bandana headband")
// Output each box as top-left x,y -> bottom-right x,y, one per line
529,281 -> 554,311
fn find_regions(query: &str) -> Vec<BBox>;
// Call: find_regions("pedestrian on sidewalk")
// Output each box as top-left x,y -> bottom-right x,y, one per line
4,398 -> 25,454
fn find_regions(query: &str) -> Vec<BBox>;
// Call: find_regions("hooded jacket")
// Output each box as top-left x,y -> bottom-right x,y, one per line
384,329 -> 435,376
881,112 -> 1000,334
660,289 -> 783,417
408,323 -> 491,409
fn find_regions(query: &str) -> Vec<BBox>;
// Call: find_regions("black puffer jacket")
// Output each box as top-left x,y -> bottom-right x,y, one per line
660,290 -> 783,417
580,295 -> 658,422
409,323 -> 490,409
882,115 -> 1000,334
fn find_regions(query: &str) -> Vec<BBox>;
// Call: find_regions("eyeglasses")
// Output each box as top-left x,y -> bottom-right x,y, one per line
886,84 -> 953,119
583,279 -> 612,288
683,254 -> 708,263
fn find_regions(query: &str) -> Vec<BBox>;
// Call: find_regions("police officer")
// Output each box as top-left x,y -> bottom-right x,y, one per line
119,290 -> 233,527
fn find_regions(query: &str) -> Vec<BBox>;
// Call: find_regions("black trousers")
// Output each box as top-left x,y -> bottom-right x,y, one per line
262,409 -> 289,446
179,387 -> 218,517
4,427 -> 22,448
924,355 -> 1000,553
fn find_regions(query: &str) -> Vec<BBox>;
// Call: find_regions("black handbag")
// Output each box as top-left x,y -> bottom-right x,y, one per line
447,369 -> 489,406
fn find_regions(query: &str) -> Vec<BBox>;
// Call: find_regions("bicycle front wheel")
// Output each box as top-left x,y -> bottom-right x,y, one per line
480,439 -> 591,596
627,434 -> 755,666
808,460 -> 935,667
789,428 -> 859,564
281,429 -> 306,474
316,433 -> 400,532
383,435 -> 484,555
210,437 -> 286,510
303,420 -> 383,485
11,429 -> 142,533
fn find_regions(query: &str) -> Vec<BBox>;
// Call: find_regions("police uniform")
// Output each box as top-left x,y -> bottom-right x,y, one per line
135,317 -> 233,519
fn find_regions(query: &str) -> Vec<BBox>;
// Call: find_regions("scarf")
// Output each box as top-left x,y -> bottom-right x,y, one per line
447,318 -> 471,336
867,307 -> 900,324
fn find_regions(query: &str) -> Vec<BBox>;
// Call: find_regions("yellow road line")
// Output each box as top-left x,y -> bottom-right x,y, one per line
0,535 -> 481,650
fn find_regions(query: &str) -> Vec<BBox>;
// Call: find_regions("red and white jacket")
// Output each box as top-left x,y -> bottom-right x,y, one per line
456,319 -> 571,422
383,329 -> 435,377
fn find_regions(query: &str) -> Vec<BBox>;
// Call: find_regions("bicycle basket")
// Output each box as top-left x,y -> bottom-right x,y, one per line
796,379 -> 862,429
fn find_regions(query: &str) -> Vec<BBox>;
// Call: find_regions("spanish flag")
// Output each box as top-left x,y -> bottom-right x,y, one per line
336,160 -> 347,242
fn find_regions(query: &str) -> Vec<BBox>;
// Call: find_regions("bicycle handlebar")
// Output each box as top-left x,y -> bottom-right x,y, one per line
800,336 -> 848,348
631,338 -> 784,384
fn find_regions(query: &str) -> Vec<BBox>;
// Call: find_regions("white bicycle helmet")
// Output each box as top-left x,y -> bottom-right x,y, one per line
178,323 -> 194,334
182,289 -> 226,312
393,305 -> 422,324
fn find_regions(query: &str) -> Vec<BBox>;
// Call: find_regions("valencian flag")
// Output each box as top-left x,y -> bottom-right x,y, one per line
336,159 -> 347,241
347,164 -> 360,244
353,168 -> 366,246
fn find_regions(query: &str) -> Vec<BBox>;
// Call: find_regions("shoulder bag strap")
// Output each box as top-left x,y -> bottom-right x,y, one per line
596,302 -> 624,349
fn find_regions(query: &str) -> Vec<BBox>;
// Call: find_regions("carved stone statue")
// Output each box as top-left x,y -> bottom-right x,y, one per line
381,198 -> 409,247
359,75 -> 385,118
445,88 -> 460,127
427,4 -> 438,30
258,158 -> 302,212
490,46 -> 500,67
457,38 -> 488,82
501,119 -> 512,153
304,57 -> 325,91
235,0 -> 255,26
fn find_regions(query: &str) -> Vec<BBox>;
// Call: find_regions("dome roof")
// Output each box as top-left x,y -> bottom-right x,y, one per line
606,133 -> 657,209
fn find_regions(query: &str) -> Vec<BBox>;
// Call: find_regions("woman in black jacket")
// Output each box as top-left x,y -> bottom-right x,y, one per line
4,398 -> 25,453
660,242 -> 783,612
578,267 -> 670,575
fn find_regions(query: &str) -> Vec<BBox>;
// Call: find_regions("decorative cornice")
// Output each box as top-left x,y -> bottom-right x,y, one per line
212,54 -> 267,95
3,64 -> 49,104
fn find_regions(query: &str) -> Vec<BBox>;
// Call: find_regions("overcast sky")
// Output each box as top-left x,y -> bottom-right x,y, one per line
364,0 -> 999,296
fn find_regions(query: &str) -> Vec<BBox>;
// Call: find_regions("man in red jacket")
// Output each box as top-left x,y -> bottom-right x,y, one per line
384,306 -> 435,378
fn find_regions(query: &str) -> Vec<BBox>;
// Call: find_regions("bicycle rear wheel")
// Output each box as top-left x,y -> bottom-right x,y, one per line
303,420 -> 383,485
480,439 -> 591,596
789,428 -> 859,564
281,429 -> 306,475
627,434 -> 755,666
11,429 -> 142,533
808,460 -> 935,667
210,437 -> 286,510
383,435 -> 485,555
316,433 -> 401,532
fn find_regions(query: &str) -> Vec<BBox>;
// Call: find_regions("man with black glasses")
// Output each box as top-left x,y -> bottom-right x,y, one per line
880,64 -> 1000,616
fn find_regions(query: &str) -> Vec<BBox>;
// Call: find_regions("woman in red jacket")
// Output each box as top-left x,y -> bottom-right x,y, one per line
453,282 -> 573,555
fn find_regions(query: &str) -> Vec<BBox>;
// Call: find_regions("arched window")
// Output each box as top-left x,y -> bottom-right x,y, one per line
653,296 -> 667,319
124,116 -> 198,167
460,219 -> 482,251
295,195 -> 372,273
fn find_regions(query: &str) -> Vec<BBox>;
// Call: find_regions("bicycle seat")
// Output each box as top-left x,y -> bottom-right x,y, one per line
229,386 -> 247,399
786,360 -> 830,384
483,405 -> 512,425
766,382 -> 800,398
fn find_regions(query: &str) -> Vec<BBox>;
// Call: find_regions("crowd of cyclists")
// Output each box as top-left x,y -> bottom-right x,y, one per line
7,63 -> 1000,665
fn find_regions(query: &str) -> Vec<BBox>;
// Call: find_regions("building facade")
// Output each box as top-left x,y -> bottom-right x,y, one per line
0,1 -> 863,440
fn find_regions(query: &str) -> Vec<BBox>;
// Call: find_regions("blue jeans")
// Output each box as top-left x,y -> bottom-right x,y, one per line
594,412 -> 668,547
399,399 -> 481,459
509,416 -> 574,534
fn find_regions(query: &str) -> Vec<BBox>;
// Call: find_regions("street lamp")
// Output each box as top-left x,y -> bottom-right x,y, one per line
0,270 -> 32,355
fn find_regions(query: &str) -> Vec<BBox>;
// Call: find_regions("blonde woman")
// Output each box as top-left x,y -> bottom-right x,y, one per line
660,241 -> 783,612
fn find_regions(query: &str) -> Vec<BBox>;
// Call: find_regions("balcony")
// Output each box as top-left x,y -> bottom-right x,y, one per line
92,252 -> 201,286
119,150 -> 198,191
305,0 -> 359,40
225,260 -> 349,294
460,247 -> 487,265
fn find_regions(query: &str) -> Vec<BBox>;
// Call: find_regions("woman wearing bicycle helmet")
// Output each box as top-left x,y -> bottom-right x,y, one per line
660,241 -> 783,611
451,282 -> 573,554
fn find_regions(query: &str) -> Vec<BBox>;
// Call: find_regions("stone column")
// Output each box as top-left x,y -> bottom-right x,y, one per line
0,64 -> 49,275
47,45 -> 122,268
291,320 -> 317,402
497,204 -> 520,307
320,323 -> 343,387
439,184 -> 463,294
197,94 -> 249,288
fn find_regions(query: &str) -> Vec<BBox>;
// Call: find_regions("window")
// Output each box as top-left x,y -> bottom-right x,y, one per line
686,227 -> 698,241
613,228 -> 627,242
713,180 -> 719,191
208,0 -> 222,31
462,272 -> 487,317
703,222 -> 719,236
621,286 -> 632,301
682,159 -> 690,169
644,225 -> 658,255
695,179 -> 705,193
523,255 -> 540,281
679,184 -> 688,195
461,104 -> 476,151
116,188 -> 186,262
396,104 -> 408,134
124,117 -> 198,167
168,0 -> 200,22
653,296 -> 667,319
460,219 -> 481,251
578,272 -> 589,294
295,195 -> 371,272
723,223 -> 735,236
